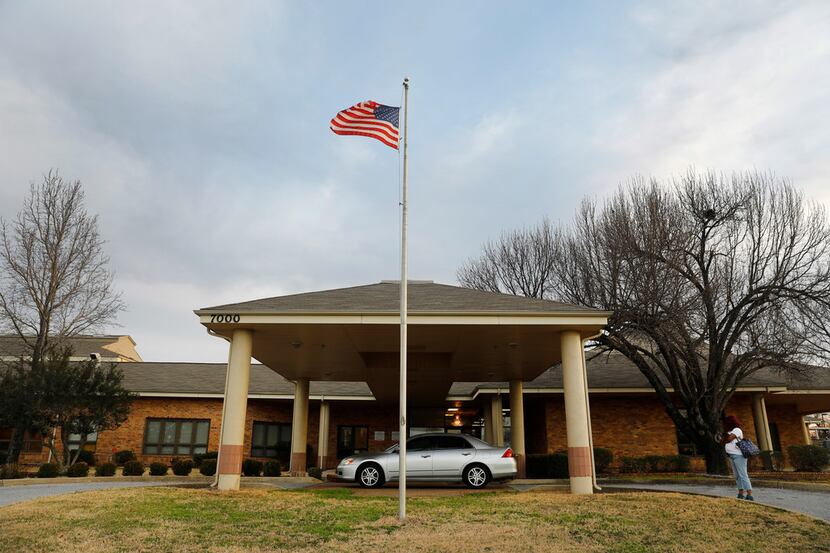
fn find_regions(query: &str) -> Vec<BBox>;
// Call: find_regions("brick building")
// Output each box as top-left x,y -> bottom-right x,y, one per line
3,282 -> 829,482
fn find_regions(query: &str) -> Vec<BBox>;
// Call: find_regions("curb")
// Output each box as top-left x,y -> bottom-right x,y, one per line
0,475 -> 317,488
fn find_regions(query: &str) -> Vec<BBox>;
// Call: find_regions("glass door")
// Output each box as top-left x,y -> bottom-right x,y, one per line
337,425 -> 369,459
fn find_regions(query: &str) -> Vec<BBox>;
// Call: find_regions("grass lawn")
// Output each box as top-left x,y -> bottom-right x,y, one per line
1,487 -> 828,552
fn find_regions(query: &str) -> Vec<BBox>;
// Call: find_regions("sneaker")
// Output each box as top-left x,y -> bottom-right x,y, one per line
745,495 -> 755,501
737,494 -> 745,499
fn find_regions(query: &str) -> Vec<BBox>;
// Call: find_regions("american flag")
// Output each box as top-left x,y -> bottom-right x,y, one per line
330,100 -> 400,149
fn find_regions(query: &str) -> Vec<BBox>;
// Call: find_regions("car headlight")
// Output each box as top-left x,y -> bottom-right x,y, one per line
342,458 -> 355,465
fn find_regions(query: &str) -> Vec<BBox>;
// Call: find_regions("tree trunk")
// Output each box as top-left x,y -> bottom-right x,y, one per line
6,427 -> 24,465
700,437 -> 729,475
44,430 -> 64,471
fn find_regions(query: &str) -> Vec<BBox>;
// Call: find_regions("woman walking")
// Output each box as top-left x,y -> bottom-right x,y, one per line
722,415 -> 753,501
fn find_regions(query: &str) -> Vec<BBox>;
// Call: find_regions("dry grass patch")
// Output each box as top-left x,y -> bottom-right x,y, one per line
0,487 -> 828,552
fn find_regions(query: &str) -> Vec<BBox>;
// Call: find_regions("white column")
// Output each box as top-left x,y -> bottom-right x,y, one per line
290,378 -> 310,476
751,394 -> 773,451
482,400 -> 492,443
490,394 -> 504,447
217,329 -> 253,491
317,400 -> 331,469
561,330 -> 593,495
510,380 -> 526,478
802,417 -> 812,445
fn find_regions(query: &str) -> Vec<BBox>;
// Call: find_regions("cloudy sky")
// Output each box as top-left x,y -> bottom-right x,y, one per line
1,1 -> 828,362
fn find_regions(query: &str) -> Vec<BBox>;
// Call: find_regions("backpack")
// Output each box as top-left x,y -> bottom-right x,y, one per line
736,438 -> 761,458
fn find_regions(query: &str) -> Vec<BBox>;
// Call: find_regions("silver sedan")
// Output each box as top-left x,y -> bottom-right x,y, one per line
336,433 -> 517,489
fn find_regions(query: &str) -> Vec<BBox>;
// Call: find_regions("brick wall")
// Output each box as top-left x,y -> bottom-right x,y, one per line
8,392 -> 813,473
767,402 -> 807,464
539,393 -> 765,471
543,395 -> 678,459
95,397 -> 398,468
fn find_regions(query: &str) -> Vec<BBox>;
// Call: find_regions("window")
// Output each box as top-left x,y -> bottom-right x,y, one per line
337,426 -> 369,459
406,436 -> 433,452
251,422 -> 292,461
0,428 -> 43,453
435,435 -> 472,450
66,432 -> 98,452
143,419 -> 209,455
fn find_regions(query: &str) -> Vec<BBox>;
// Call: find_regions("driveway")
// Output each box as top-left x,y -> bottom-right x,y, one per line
607,482 -> 830,522
0,481 -> 178,507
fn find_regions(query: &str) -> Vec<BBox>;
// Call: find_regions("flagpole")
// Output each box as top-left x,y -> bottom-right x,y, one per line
398,76 -> 409,522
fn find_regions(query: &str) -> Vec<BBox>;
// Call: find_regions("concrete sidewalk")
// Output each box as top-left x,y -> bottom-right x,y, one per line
0,477 -> 319,507
606,482 -> 830,522
0,481 -> 179,507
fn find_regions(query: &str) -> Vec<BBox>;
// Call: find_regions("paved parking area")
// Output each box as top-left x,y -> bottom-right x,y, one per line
607,483 -> 830,522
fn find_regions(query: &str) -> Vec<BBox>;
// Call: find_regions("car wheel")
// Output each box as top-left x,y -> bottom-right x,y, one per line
463,464 -> 490,489
357,463 -> 384,488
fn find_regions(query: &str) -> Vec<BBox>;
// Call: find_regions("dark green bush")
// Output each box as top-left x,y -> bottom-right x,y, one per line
642,455 -> 664,472
526,452 -> 569,478
122,460 -> 145,476
593,448 -> 614,474
308,467 -> 323,480
263,460 -> 281,477
0,464 -> 24,479
66,462 -> 90,477
526,449 -> 615,478
95,462 -> 117,477
620,457 -> 646,473
149,462 -> 168,476
788,445 -> 830,472
666,455 -> 691,472
193,451 -> 218,468
200,459 -> 217,476
114,450 -> 137,466
242,458 -> 263,477
619,455 -> 691,473
37,462 -> 60,478
172,458 -> 194,476
71,449 -> 96,467
751,450 -> 784,471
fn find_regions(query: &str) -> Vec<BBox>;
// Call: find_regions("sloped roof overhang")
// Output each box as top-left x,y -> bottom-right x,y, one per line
194,282 -> 611,405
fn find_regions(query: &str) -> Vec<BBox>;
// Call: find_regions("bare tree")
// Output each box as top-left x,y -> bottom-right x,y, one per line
0,170 -> 124,463
458,218 -> 558,298
460,170 -> 830,474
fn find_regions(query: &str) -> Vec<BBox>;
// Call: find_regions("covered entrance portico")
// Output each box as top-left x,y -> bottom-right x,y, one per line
195,281 -> 609,494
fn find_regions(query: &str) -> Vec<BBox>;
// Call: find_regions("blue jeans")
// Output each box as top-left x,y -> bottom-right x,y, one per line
729,453 -> 752,491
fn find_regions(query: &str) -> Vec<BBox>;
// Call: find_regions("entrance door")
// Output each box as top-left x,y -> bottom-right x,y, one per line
337,426 -> 369,460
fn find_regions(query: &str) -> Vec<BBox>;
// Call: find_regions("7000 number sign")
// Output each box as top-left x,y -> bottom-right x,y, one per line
210,314 -> 240,323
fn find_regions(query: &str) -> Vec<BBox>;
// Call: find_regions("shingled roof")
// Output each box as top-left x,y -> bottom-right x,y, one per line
118,362 -> 372,397
118,352 -> 829,399
198,281 -> 605,315
0,335 -> 142,362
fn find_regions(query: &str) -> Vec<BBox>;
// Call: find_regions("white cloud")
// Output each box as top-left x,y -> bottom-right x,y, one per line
596,2 -> 830,202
